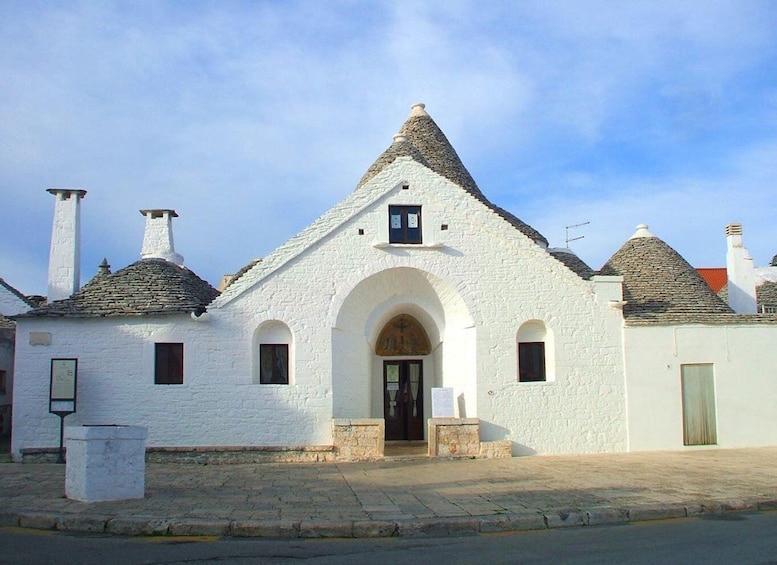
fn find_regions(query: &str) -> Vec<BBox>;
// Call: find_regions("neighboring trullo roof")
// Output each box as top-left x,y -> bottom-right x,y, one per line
357,103 -> 548,247
548,248 -> 595,280
600,224 -> 735,324
18,259 -> 219,318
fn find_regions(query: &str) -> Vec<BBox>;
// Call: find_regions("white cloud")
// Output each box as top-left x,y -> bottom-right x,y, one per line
1,1 -> 776,296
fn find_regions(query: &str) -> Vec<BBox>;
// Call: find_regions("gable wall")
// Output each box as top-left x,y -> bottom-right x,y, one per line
210,161 -> 628,455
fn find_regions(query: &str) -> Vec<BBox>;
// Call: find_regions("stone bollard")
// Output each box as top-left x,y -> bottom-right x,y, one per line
65,425 -> 147,502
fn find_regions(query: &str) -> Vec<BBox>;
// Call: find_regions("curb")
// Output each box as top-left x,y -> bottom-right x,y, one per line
2,498 -> 776,539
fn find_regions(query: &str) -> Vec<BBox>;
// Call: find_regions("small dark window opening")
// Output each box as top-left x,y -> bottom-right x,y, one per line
441,224 -> 448,231
155,343 -> 183,385
389,205 -> 422,244
402,184 -> 410,190
519,342 -> 546,382
0,369 -> 6,395
260,344 -> 289,384
358,228 -> 364,235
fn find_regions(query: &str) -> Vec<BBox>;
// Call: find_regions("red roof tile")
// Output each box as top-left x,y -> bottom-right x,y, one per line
696,268 -> 728,293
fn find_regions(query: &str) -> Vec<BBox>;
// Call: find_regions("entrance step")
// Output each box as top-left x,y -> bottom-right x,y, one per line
384,441 -> 428,460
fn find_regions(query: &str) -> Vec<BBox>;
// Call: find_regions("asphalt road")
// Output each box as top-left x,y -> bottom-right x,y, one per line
2,511 -> 777,564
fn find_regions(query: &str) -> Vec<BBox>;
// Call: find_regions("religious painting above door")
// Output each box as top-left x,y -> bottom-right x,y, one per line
375,314 -> 431,356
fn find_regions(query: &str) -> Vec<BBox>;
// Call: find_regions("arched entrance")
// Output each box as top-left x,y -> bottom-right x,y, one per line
377,314 -> 431,440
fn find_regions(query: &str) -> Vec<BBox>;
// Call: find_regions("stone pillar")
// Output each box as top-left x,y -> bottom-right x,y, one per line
140,209 -> 184,265
428,418 -> 480,457
47,188 -> 86,302
65,425 -> 147,502
332,419 -> 384,460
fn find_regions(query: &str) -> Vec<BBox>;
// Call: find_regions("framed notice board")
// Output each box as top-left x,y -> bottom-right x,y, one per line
49,358 -> 77,414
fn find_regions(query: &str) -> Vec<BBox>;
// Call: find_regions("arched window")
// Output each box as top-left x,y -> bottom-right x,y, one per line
254,321 -> 293,385
517,320 -> 553,383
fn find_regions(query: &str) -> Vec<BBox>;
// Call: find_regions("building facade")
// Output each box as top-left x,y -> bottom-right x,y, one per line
10,104 -> 777,461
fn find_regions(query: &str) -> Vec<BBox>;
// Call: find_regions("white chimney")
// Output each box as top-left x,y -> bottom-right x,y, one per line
140,209 -> 184,265
47,188 -> 87,302
725,223 -> 757,313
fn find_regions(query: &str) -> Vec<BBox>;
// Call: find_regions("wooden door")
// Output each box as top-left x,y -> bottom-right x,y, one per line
383,360 -> 424,440
681,364 -> 717,446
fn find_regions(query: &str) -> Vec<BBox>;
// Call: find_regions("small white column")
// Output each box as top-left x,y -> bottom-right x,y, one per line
725,223 -> 757,313
46,189 -> 86,302
140,209 -> 184,265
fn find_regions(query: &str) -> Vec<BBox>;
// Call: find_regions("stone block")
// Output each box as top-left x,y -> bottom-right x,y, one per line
229,519 -> 300,538
428,418 -> 479,457
332,419 -> 384,461
299,520 -> 354,538
478,512 -> 546,533
584,507 -> 628,525
545,509 -> 584,528
397,518 -> 480,537
479,440 -> 512,458
628,503 -> 687,522
65,425 -> 147,503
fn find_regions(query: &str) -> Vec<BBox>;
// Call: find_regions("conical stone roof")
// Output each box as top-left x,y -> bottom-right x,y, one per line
600,225 -> 734,324
357,103 -> 548,247
19,258 -> 219,318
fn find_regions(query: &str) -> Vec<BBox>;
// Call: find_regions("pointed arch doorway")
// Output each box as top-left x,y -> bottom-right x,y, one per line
376,314 -> 431,441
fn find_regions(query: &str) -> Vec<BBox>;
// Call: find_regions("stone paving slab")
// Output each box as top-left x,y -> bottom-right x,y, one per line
1,447 -> 777,538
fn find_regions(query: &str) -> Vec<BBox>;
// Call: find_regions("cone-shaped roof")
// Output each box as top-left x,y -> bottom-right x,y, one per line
357,103 -> 548,246
18,258 -> 219,318
600,225 -> 733,324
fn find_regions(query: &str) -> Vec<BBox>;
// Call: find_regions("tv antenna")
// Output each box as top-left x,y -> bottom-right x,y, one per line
565,221 -> 590,248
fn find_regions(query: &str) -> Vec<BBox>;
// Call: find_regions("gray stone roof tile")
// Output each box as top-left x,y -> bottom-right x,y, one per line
18,259 -> 219,318
757,281 -> 777,310
356,104 -> 548,247
600,233 -> 737,324
549,248 -> 595,280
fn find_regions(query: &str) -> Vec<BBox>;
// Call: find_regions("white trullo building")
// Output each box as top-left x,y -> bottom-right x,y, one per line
11,104 -> 777,462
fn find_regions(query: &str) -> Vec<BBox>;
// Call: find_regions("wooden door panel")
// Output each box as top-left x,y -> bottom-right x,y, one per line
383,360 -> 423,441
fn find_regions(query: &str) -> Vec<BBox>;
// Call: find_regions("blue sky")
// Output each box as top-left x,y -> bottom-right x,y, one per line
2,1 -> 776,296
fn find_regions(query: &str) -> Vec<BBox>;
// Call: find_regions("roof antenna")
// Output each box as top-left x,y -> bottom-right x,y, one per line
565,221 -> 590,248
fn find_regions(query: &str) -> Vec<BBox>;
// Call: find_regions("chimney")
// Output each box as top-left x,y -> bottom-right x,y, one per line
140,209 -> 184,265
47,188 -> 87,302
725,223 -> 757,313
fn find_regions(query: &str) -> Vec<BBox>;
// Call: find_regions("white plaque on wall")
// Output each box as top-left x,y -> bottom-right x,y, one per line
431,387 -> 455,418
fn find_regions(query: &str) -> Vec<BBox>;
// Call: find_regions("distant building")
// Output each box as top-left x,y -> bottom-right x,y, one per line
10,104 -> 777,461
0,278 -> 36,438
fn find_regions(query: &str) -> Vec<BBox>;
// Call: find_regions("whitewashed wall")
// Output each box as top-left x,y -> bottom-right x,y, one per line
13,158 -> 630,458
624,324 -> 777,451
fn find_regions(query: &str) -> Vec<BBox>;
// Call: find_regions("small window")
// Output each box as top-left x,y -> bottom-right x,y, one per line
0,369 -> 6,395
155,343 -> 183,385
260,344 -> 289,384
519,342 -> 546,382
389,205 -> 422,244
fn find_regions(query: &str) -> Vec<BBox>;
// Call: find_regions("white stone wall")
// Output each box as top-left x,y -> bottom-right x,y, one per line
12,314 -> 332,460
13,158 -> 629,458
212,159 -> 628,455
0,285 -> 30,317
624,324 -> 777,451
